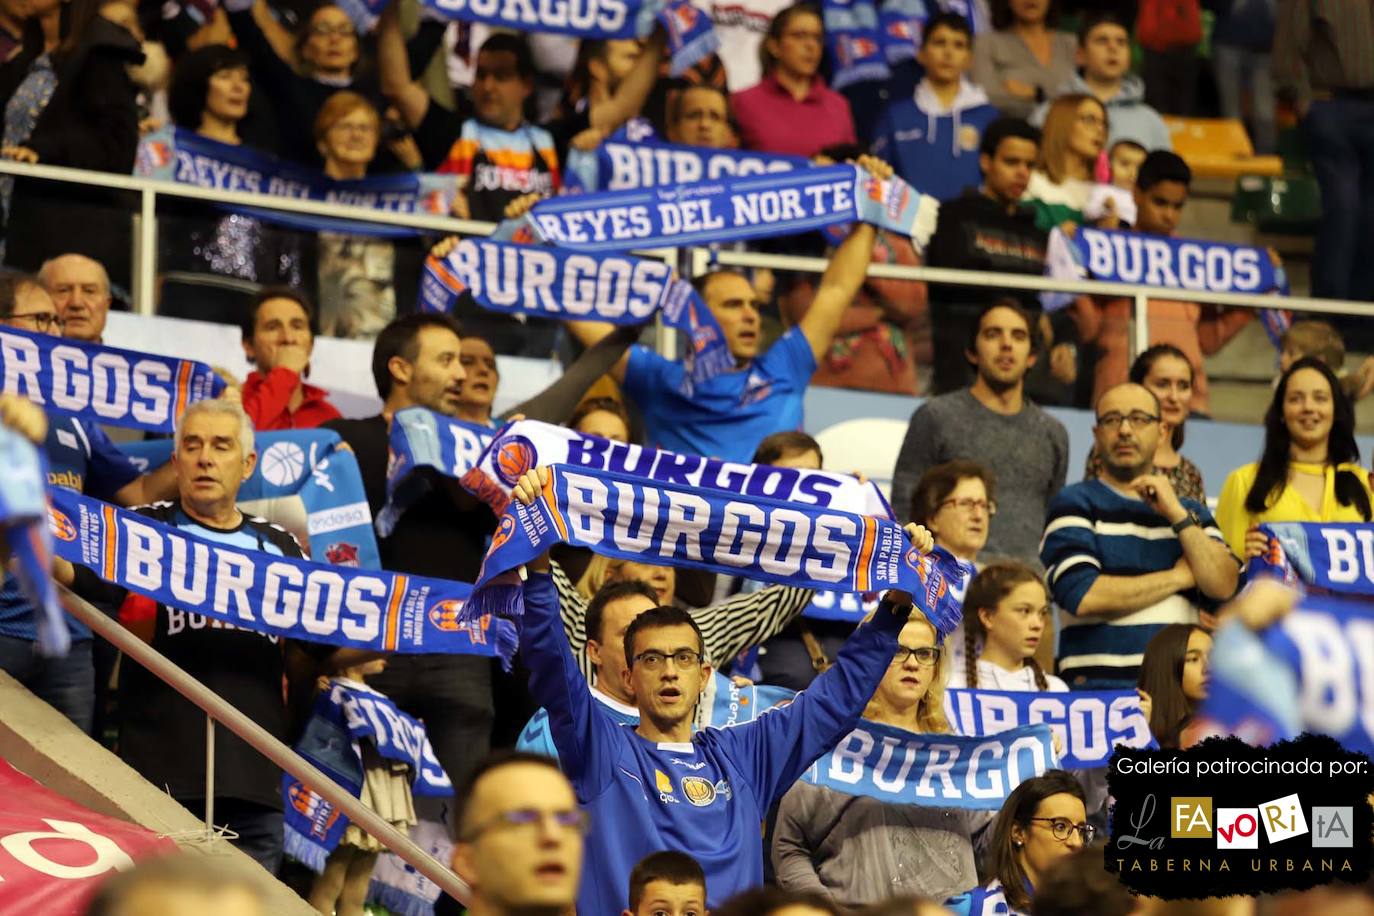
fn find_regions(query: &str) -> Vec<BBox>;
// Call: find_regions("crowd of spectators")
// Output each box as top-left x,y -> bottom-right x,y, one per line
0,1 -> 1371,916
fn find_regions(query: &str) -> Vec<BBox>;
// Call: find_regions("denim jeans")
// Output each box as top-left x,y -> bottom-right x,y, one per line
1303,98 -> 1374,305
0,635 -> 94,734
1212,45 -> 1277,155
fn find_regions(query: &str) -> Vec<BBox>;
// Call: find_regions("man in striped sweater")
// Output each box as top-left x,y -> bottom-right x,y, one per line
1040,383 -> 1239,689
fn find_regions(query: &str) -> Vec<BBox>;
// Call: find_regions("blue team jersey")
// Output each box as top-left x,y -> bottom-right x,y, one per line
517,691 -> 640,762
0,416 -> 140,641
622,326 -> 817,462
520,572 -> 902,914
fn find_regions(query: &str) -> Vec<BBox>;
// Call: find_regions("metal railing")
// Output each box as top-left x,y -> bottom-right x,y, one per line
4,158 -> 1374,365
57,583 -> 472,904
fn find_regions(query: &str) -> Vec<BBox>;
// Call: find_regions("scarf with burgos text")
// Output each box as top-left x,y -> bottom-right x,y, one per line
525,163 -> 939,252
0,324 -> 223,434
136,127 -> 459,238
944,688 -> 1156,770
418,0 -> 716,75
1247,521 -> 1374,597
563,140 -> 808,192
47,488 -> 515,663
122,429 -> 381,571
1041,226 -> 1293,343
801,721 -> 1056,810
284,679 -> 450,873
1,426 -> 64,655
381,413 -> 895,526
417,238 -> 733,393
463,463 -> 969,636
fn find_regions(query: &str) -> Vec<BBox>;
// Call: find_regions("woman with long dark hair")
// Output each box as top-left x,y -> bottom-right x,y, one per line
1137,623 -> 1210,749
1084,344 -> 1205,501
1216,356 -> 1374,559
944,770 -> 1090,915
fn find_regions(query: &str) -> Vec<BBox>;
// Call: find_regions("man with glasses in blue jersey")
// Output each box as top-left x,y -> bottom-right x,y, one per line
506,465 -> 937,915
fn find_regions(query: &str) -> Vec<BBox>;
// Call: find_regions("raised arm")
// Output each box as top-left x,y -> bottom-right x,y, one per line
587,31 -> 666,135
501,325 -> 642,423
797,157 -> 885,363
377,0 -> 431,130
563,320 -> 629,383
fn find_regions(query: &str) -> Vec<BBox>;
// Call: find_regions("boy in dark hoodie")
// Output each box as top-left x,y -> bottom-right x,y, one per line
870,12 -> 1000,201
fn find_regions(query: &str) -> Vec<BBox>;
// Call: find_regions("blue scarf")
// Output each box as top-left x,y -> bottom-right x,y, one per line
823,0 -> 891,89
380,408 -> 494,537
877,0 -> 921,64
284,679 -> 450,872
704,673 -> 796,727
944,688 -> 1156,770
1042,226 -> 1293,338
417,238 -> 733,392
466,464 -> 969,637
419,0 -> 716,75
366,820 -> 450,916
526,163 -> 939,251
0,425 -> 64,655
135,127 -> 459,238
47,488 -> 516,663
563,140 -> 808,192
802,590 -> 882,622
1248,522 -> 1374,596
121,429 -> 381,571
0,324 -> 223,434
801,722 -> 1055,809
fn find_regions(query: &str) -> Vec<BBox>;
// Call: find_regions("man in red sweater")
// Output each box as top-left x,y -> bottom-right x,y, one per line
239,287 -> 342,430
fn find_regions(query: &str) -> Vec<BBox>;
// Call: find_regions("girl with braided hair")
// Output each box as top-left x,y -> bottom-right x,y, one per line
947,562 -> 1067,692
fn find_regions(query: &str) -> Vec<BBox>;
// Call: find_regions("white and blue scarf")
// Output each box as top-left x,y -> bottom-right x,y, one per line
525,163 -> 939,251
1248,521 -> 1374,596
380,409 -> 494,537
802,722 -> 1055,810
123,429 -> 380,570
417,238 -> 733,391
47,488 -> 516,662
136,127 -> 459,238
0,425 -> 64,655
0,324 -> 223,434
465,463 -> 969,636
944,688 -> 1156,770
284,679 -> 450,873
419,0 -> 716,75
563,140 -> 808,193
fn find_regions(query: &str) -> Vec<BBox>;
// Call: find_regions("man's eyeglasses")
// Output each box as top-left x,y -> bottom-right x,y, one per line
939,497 -> 996,515
462,807 -> 590,840
9,312 -> 63,332
1095,411 -> 1159,431
633,649 -> 703,671
1030,817 -> 1096,844
890,645 -> 942,667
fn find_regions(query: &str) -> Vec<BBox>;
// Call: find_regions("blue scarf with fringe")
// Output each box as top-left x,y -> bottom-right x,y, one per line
525,163 -> 939,251
464,464 -> 970,637
380,408 -> 494,537
47,487 -> 515,663
0,324 -> 223,434
1,425 -> 64,655
563,140 -> 808,192
944,688 -> 1156,769
802,722 -> 1055,809
416,238 -> 732,392
284,679 -> 450,873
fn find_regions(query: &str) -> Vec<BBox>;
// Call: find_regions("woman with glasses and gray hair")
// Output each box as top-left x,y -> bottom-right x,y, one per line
771,603 -> 993,907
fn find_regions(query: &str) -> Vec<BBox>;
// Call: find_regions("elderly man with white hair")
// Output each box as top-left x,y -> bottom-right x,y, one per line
55,398 -> 313,874
41,253 -> 114,344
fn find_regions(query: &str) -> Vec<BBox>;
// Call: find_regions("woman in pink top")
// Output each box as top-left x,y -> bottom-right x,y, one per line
731,4 -> 857,157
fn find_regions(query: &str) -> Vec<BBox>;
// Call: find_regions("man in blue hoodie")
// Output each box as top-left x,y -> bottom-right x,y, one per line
871,12 -> 1001,201
1031,11 -> 1173,152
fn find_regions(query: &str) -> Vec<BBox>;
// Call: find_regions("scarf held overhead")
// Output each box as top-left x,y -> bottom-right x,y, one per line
526,163 -> 939,251
563,140 -> 808,192
0,324 -> 223,434
417,238 -> 733,391
465,464 -> 969,636
802,722 -> 1055,810
944,688 -> 1156,770
419,0 -> 716,74
284,679 -> 450,873
136,127 -> 459,238
47,488 -> 515,662
1,426 -> 64,655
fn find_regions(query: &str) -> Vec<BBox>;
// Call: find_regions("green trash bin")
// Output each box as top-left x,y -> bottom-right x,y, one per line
1230,175 -> 1321,235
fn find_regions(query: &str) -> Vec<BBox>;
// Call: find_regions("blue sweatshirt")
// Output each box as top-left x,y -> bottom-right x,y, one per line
871,79 -> 1001,202
519,572 -> 906,915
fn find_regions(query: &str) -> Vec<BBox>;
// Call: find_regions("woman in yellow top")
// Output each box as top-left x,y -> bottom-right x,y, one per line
1217,357 -> 1374,558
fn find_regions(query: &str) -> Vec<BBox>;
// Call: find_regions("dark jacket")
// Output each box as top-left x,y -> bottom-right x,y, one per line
0,16 -> 142,290
924,187 -> 1049,310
